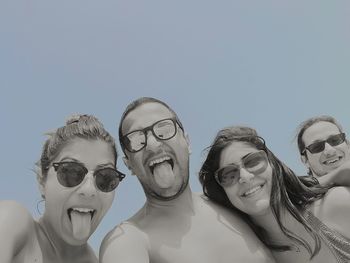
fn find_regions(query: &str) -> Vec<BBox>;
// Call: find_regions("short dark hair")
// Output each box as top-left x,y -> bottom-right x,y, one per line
118,97 -> 183,155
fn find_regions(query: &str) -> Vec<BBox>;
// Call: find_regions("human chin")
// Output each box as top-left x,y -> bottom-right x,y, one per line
149,175 -> 187,200
237,184 -> 271,215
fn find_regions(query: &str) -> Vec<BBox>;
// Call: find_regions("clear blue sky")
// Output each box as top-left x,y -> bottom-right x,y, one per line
1,0 -> 349,253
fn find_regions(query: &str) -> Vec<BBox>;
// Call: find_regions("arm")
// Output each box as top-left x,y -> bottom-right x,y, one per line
0,201 -> 34,263
100,223 -> 150,263
317,187 -> 350,239
317,161 -> 350,187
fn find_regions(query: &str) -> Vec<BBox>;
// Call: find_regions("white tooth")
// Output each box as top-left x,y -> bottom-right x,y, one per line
243,186 -> 262,196
150,156 -> 171,168
72,208 -> 94,213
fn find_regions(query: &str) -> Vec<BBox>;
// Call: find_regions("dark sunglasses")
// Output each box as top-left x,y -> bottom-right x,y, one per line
215,150 -> 269,187
302,133 -> 346,155
52,162 -> 125,192
121,118 -> 181,153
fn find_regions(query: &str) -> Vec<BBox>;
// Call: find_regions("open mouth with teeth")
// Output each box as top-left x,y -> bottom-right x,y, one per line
67,208 -> 95,221
67,207 -> 96,240
323,156 -> 343,166
241,184 -> 265,197
149,157 -> 174,174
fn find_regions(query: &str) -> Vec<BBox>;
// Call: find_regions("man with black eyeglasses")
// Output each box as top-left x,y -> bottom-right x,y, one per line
296,115 -> 350,187
100,97 -> 275,263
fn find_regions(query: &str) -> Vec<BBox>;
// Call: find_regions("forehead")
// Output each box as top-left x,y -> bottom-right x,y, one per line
122,102 -> 175,134
219,141 -> 258,168
54,137 -> 115,166
302,121 -> 341,144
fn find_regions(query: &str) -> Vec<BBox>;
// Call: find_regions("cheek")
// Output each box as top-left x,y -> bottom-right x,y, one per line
308,154 -> 321,165
99,191 -> 115,212
223,186 -> 240,207
130,155 -> 145,172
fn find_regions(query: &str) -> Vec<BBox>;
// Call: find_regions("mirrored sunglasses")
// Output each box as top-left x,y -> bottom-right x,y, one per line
122,118 -> 178,153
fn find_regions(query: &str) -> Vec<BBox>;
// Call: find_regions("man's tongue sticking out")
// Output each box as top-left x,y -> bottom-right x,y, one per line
152,162 -> 175,188
70,210 -> 92,241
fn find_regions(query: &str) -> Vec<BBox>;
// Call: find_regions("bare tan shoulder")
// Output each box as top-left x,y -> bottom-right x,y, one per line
0,200 -> 35,233
100,221 -> 150,263
0,201 -> 35,262
322,186 -> 350,210
314,187 -> 350,238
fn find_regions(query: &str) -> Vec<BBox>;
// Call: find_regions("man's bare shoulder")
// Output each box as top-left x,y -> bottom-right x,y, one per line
100,221 -> 150,263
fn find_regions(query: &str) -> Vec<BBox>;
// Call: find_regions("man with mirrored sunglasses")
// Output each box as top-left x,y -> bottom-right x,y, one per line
100,97 -> 275,263
296,115 -> 350,187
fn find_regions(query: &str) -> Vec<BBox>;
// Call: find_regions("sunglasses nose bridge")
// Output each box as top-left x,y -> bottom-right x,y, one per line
145,129 -> 162,148
238,167 -> 254,184
323,141 -> 337,153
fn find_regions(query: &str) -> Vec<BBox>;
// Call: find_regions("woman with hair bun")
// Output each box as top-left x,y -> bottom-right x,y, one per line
0,114 -> 125,263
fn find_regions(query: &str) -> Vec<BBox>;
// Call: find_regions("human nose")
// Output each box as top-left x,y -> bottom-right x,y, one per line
323,142 -> 337,156
77,172 -> 97,198
145,130 -> 161,150
238,168 -> 254,184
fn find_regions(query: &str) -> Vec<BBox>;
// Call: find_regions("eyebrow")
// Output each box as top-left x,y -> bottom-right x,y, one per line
96,162 -> 115,169
58,158 -> 115,169
59,157 -> 81,163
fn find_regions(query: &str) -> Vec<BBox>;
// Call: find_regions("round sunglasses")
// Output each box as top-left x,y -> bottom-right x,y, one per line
52,161 -> 125,192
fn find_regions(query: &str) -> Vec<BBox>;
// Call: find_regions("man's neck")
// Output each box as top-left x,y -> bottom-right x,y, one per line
145,185 -> 195,214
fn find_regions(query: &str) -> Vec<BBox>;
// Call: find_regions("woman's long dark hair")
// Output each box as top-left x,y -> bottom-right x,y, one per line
199,126 -> 328,259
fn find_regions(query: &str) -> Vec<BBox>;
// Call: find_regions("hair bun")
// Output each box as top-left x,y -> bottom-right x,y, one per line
65,114 -> 89,125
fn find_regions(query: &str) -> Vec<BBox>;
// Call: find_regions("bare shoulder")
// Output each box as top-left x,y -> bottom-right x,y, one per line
0,201 -> 35,262
195,193 -> 260,236
314,187 -> 350,237
0,200 -> 34,229
321,186 -> 350,210
196,192 -> 241,219
100,221 -> 150,263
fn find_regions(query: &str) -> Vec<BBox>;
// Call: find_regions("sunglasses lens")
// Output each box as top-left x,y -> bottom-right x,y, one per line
307,141 -> 324,153
328,133 -> 345,146
95,168 -> 121,192
56,163 -> 86,187
216,166 -> 239,187
154,119 -> 176,140
124,131 -> 146,152
243,151 -> 268,174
